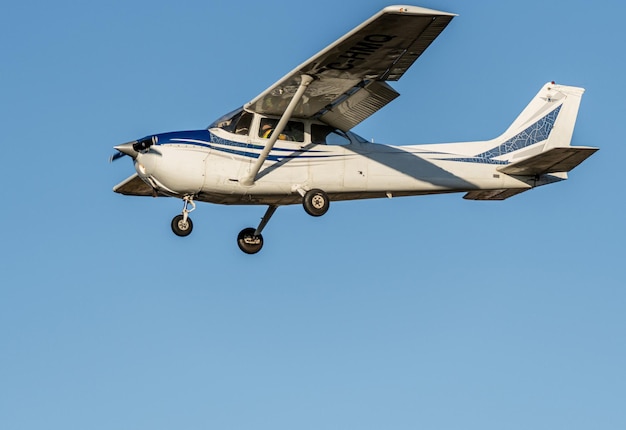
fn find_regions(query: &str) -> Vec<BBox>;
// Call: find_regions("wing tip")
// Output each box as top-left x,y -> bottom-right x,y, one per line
382,5 -> 457,17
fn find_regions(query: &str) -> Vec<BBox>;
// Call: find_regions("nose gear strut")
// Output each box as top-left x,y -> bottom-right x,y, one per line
171,196 -> 196,237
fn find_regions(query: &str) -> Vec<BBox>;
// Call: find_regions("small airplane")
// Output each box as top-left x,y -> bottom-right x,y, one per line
111,5 -> 597,254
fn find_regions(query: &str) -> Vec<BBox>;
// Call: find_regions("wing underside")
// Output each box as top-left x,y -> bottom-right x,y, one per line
244,5 -> 455,131
113,173 -> 155,197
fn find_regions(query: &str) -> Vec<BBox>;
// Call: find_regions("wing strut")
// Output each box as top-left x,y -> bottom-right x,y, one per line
241,74 -> 313,186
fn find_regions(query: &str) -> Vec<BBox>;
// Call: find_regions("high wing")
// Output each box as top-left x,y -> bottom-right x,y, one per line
244,5 -> 455,132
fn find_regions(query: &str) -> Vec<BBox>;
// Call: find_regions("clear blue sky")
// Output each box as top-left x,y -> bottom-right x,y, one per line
2,1 -> 625,429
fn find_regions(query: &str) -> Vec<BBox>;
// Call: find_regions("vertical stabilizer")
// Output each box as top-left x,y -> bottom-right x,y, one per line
492,83 -> 597,178
493,82 -> 585,163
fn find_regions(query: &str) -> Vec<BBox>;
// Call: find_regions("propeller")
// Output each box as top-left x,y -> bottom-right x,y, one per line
110,141 -> 138,163
109,136 -> 157,162
109,150 -> 128,162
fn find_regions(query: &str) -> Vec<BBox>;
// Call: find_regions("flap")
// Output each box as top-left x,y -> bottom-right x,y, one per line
498,146 -> 598,176
318,81 -> 399,130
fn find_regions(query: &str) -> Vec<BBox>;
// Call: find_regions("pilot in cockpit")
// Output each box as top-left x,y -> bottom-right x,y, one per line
260,121 -> 288,140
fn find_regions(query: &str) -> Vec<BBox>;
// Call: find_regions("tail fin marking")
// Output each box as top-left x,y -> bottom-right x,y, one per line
476,104 -> 562,160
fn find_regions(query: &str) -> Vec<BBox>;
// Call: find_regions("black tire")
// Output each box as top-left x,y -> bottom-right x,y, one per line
303,189 -> 330,217
237,227 -> 264,254
171,214 -> 193,237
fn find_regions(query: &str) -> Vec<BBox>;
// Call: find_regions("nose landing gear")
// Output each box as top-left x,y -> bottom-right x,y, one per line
171,196 -> 195,237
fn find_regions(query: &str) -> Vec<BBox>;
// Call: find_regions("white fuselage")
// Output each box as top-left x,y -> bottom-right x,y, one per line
133,126 -> 531,206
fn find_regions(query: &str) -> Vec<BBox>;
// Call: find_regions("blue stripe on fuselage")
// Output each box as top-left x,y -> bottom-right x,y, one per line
152,130 -> 335,161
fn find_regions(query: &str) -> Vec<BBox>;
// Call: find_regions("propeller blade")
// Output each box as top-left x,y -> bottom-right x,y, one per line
109,151 -> 127,162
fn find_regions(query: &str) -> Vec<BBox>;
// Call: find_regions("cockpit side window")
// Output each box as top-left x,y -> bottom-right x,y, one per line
311,124 -> 351,146
258,118 -> 304,142
233,111 -> 253,135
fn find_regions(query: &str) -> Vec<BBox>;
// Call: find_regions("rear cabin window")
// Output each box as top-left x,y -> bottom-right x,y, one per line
311,124 -> 351,145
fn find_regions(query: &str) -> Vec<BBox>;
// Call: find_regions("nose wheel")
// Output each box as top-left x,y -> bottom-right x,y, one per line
171,196 -> 195,237
171,214 -> 193,236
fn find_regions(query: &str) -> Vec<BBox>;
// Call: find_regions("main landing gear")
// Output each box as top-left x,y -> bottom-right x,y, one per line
302,189 -> 330,217
170,189 -> 331,254
237,205 -> 277,254
236,190 -> 330,254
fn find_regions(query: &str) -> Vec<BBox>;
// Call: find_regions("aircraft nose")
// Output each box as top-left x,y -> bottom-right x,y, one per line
110,140 -> 138,162
110,135 -> 158,162
132,135 -> 158,152
114,142 -> 139,158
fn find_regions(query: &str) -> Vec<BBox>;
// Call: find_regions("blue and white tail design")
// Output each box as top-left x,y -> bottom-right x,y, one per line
489,82 -> 585,164
441,82 -> 593,172
446,81 -> 596,180
461,82 -> 596,200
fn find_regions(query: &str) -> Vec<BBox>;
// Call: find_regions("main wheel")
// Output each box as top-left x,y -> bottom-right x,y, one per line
303,189 -> 330,217
237,227 -> 264,254
171,214 -> 193,237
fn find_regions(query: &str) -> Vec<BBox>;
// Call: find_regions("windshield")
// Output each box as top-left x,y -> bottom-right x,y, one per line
208,107 -> 254,136
208,107 -> 243,130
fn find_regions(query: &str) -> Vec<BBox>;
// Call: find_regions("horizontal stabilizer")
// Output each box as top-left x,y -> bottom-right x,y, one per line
463,188 -> 529,201
498,146 -> 598,176
113,174 -> 155,196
